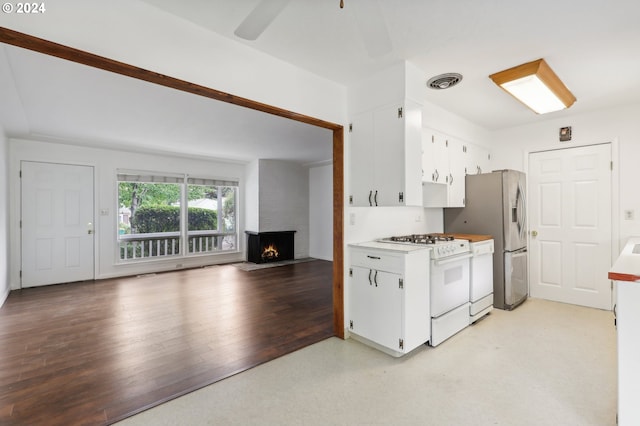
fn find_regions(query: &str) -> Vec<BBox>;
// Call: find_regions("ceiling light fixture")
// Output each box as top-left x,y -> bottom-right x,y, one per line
489,58 -> 576,114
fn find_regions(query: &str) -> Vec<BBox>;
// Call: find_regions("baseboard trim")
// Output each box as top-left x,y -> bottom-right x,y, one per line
0,286 -> 9,308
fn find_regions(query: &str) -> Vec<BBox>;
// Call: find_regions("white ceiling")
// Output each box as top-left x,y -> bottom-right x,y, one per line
0,44 -> 333,164
139,0 -> 640,130
2,0 -> 640,163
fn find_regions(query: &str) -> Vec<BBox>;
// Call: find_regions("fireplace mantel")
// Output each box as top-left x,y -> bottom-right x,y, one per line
244,230 -> 296,236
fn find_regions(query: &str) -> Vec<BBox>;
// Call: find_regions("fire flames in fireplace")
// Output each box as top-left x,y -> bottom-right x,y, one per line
261,244 -> 279,261
246,231 -> 294,264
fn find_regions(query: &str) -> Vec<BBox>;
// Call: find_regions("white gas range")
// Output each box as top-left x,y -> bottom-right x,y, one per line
378,233 -> 472,346
378,234 -> 470,259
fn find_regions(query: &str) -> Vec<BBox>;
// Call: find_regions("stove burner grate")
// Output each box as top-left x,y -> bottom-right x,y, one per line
388,234 -> 455,244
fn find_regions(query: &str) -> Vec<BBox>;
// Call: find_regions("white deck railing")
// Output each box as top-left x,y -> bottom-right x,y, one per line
118,231 -> 237,260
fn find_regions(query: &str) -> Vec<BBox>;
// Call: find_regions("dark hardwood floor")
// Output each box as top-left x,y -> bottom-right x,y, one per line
0,260 -> 334,425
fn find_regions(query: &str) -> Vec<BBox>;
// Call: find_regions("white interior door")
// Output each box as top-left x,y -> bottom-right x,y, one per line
21,161 -> 95,288
528,144 -> 612,309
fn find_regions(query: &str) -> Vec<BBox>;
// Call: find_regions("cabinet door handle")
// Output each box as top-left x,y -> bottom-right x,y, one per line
434,169 -> 439,182
449,173 -> 454,186
374,190 -> 378,206
366,255 -> 381,259
374,270 -> 378,287
368,269 -> 373,285
368,190 -> 373,206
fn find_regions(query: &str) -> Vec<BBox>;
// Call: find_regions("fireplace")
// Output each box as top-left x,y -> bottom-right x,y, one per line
245,231 -> 296,264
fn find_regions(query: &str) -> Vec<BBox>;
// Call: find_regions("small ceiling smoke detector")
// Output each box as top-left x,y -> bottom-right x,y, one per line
427,73 -> 463,90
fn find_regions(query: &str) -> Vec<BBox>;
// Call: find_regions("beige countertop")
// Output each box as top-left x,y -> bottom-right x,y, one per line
437,233 -> 493,243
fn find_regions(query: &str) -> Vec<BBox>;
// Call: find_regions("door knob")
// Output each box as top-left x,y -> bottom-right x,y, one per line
531,230 -> 538,237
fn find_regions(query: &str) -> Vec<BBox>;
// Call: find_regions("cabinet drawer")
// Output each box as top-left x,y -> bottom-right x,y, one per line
350,249 -> 404,273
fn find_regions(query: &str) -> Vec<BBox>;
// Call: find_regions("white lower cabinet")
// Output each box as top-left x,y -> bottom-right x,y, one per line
348,242 -> 431,357
615,281 -> 640,425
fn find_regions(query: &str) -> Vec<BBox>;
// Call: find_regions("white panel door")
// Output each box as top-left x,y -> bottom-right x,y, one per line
529,144 -> 612,309
21,161 -> 95,287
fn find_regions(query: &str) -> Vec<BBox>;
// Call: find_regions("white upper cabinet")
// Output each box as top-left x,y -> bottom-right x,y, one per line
349,109 -> 375,206
465,143 -> 492,176
422,127 -> 464,207
447,137 -> 466,207
421,129 -> 449,185
422,127 -> 491,208
349,100 -> 422,207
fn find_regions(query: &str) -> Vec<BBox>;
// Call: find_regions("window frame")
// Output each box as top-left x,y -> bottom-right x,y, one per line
185,179 -> 238,255
116,170 -> 239,263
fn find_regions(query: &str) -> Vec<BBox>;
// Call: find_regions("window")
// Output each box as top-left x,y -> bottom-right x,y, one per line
117,171 -> 238,261
186,177 -> 237,254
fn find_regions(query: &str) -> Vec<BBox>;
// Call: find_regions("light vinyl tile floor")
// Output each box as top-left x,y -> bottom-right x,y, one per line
117,298 -> 617,426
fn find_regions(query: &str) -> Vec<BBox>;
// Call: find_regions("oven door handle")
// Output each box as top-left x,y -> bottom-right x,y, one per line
432,253 -> 472,266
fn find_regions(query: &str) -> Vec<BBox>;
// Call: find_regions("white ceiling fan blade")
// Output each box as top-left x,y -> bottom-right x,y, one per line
351,0 -> 392,57
234,0 -> 291,41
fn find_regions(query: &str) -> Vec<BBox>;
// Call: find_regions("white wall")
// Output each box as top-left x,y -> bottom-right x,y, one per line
8,138 -> 247,289
422,100 -> 492,148
244,160 -> 259,233
0,125 -> 9,306
309,164 -> 333,261
258,160 -> 309,259
490,102 -> 640,250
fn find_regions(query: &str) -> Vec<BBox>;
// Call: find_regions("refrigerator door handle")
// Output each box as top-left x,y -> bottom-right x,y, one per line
516,182 -> 527,242
511,247 -> 527,255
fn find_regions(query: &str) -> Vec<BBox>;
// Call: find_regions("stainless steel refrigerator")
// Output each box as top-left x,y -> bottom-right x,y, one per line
444,169 -> 528,310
